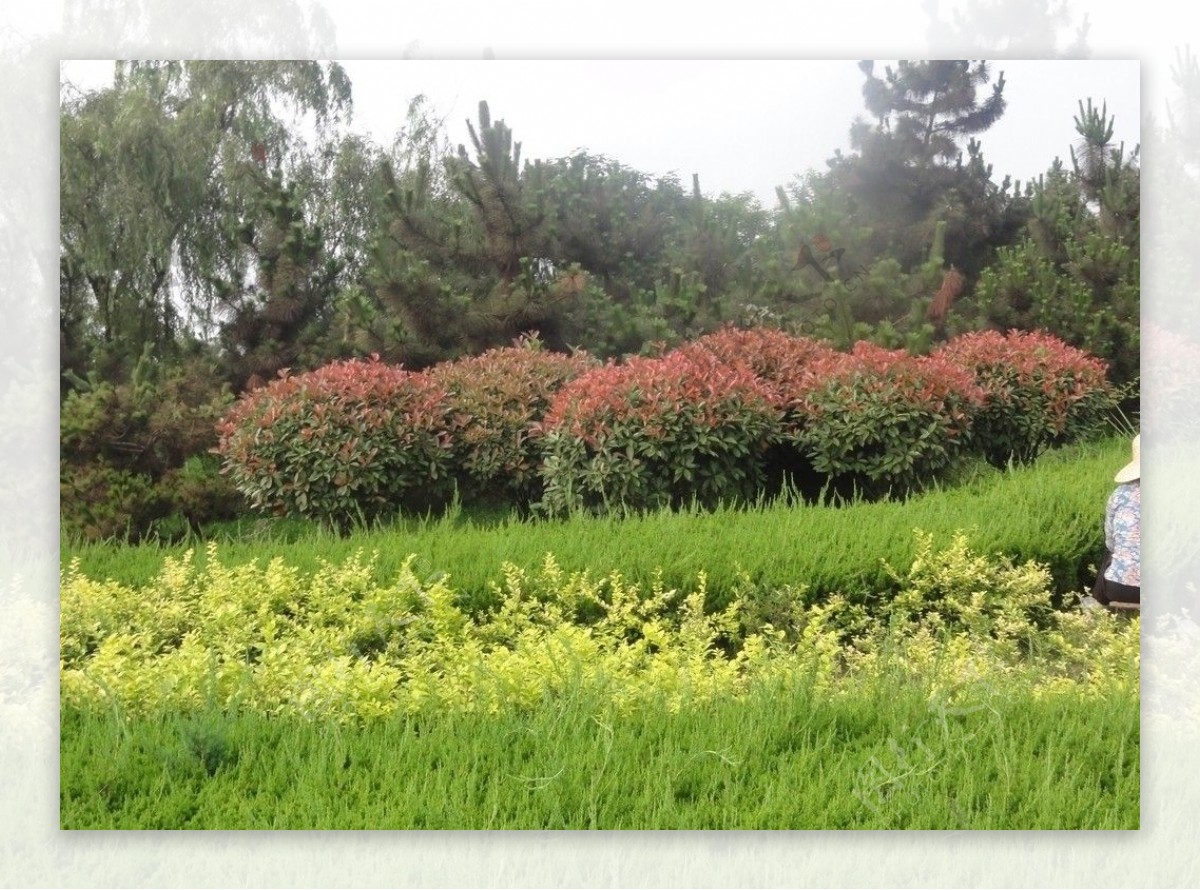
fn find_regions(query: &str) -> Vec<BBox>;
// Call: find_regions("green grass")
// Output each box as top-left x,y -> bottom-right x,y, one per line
59,438 -> 1139,831
60,674 -> 1138,830
62,438 -> 1125,611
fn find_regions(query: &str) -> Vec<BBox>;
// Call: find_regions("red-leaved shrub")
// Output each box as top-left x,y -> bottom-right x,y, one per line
787,341 -> 987,496
536,349 -> 783,514
215,357 -> 453,523
669,325 -> 840,497
934,330 -> 1118,466
426,337 -> 597,505
673,325 -> 840,408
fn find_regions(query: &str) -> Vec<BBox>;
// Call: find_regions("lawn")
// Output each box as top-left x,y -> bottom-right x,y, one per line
59,438 -> 1139,830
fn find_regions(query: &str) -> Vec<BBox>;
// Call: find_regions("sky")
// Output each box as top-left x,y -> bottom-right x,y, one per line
62,58 -> 1140,207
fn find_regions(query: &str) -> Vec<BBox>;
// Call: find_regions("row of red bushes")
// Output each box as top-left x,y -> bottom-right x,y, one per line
215,327 -> 1118,523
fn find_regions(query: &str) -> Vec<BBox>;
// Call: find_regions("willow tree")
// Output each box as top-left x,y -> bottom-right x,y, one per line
59,60 -> 351,388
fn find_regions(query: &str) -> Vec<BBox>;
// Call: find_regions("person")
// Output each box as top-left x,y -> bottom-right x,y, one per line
1092,434 -> 1140,607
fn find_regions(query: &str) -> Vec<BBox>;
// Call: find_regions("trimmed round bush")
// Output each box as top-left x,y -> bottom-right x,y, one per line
673,325 -> 840,408
536,349 -> 783,514
788,342 -> 986,497
215,357 -> 453,524
427,337 -> 597,506
671,325 -> 841,497
934,329 -> 1119,466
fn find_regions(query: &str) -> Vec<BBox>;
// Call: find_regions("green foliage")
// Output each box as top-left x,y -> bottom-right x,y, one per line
536,349 -> 782,515
858,60 -> 1008,166
817,60 -> 1023,280
770,174 -> 1011,353
61,676 -> 1138,829
61,531 -> 1137,728
788,342 -> 986,498
561,278 -> 678,359
217,164 -> 346,388
60,465 -> 165,544
972,99 -> 1139,389
215,358 -> 454,524
883,530 -> 1054,639
367,101 -> 575,364
59,61 -> 352,384
538,154 -> 688,303
935,329 -> 1120,466
59,61 -> 1137,437
60,352 -> 239,542
973,234 -> 1139,387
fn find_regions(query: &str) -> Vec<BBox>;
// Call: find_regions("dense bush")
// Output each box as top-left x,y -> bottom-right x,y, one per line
672,327 -> 989,497
426,337 -> 597,506
674,325 -> 839,406
60,463 -> 164,543
536,349 -> 782,514
882,530 -> 1055,640
670,326 -> 840,496
786,342 -> 986,498
60,359 -> 239,541
974,234 -> 1139,388
215,357 -> 453,525
934,329 -> 1119,467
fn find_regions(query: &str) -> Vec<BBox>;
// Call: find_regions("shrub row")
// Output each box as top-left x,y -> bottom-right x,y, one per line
60,532 -> 1139,723
535,327 -> 1117,511
215,337 -> 595,525
214,327 -> 1120,523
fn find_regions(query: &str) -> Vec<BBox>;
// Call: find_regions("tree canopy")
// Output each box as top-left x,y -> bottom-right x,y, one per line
58,59 -> 1141,539
60,61 -> 351,386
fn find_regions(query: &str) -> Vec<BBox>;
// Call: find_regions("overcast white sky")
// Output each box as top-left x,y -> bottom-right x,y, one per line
63,58 -> 1139,207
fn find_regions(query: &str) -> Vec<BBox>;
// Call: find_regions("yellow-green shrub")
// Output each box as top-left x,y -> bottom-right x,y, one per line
60,534 -> 1139,723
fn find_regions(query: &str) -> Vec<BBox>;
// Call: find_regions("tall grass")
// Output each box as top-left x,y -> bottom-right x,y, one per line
62,438 -> 1125,611
60,438 -> 1138,831
60,668 -> 1138,830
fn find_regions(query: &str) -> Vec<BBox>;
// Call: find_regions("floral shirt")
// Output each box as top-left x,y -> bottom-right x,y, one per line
1104,480 -> 1140,586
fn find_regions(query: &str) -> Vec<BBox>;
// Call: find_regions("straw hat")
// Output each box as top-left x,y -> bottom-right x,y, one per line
1114,434 -> 1140,483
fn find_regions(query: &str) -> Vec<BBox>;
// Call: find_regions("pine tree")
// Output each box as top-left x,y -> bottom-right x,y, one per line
217,163 -> 344,388
368,101 -> 575,364
833,60 -> 1016,277
858,60 -> 1007,168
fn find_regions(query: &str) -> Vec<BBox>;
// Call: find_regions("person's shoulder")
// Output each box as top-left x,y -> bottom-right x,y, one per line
1113,481 -> 1140,505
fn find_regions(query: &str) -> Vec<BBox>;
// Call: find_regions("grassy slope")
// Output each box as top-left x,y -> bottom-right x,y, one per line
63,438 -> 1125,610
59,438 -> 1139,830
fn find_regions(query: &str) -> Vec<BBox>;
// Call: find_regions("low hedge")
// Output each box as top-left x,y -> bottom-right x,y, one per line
210,326 -> 1124,525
